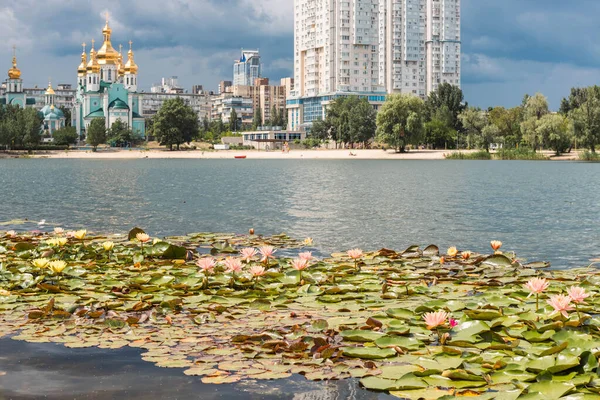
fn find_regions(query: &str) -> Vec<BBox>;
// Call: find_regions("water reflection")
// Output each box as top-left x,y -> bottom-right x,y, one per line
0,339 -> 392,400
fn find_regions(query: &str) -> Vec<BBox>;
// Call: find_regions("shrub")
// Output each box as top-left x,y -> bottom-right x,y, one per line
445,150 -> 492,160
579,150 -> 600,162
495,148 -> 547,160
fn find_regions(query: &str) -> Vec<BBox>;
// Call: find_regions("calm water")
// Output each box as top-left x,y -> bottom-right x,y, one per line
0,158 -> 599,399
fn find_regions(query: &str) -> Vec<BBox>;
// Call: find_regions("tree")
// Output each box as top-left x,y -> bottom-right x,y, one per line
521,93 -> 550,151
108,119 -> 136,147
229,108 -> 238,132
252,107 -> 262,130
53,126 -> 79,146
349,99 -> 377,145
425,83 -> 466,131
59,106 -> 72,127
153,97 -> 199,150
536,114 -> 572,155
559,86 -> 600,115
570,86 -> 600,153
488,106 -> 523,148
458,108 -> 489,151
310,118 -> 330,141
20,108 -> 43,149
376,94 -> 425,153
87,118 -> 107,151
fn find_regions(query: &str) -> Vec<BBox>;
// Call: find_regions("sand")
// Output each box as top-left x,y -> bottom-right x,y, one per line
18,148 -> 581,160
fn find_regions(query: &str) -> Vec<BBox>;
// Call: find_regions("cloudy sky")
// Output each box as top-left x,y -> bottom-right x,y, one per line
0,0 -> 598,109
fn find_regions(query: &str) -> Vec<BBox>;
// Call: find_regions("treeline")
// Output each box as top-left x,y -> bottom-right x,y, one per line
0,104 -> 43,149
307,83 -> 600,155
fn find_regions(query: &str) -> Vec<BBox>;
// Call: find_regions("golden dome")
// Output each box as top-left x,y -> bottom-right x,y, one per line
45,81 -> 55,95
8,45 -> 21,79
77,43 -> 87,76
124,40 -> 138,75
86,40 -> 101,74
96,19 -> 120,65
117,44 -> 125,77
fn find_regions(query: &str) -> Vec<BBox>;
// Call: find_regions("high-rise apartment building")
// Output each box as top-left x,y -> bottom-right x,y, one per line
287,0 -> 460,131
233,50 -> 262,86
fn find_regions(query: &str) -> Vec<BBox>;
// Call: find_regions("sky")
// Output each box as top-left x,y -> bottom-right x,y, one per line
0,0 -> 599,109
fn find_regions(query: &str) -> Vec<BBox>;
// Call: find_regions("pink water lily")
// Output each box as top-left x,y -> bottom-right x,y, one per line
449,318 -> 458,328
224,257 -> 243,274
547,294 -> 574,318
298,251 -> 313,261
423,310 -> 449,330
490,240 -> 502,251
249,265 -> 266,277
240,248 -> 258,263
6,230 -> 16,238
291,258 -> 308,271
347,249 -> 363,259
567,286 -> 590,304
524,277 -> 549,296
196,257 -> 216,274
259,246 -> 276,263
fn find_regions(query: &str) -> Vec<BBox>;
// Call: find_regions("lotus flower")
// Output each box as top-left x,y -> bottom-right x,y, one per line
447,247 -> 458,257
6,230 -> 16,238
47,260 -> 67,274
32,258 -> 49,269
240,248 -> 258,263
461,251 -> 472,260
136,233 -> 151,243
102,241 -> 115,251
224,257 -> 243,274
249,265 -> 266,277
197,257 -> 216,274
547,294 -> 574,318
567,286 -> 590,304
299,251 -> 313,261
491,240 -> 502,251
54,227 -> 65,235
525,277 -> 549,296
259,246 -> 276,264
303,237 -> 314,246
74,230 -> 87,240
423,310 -> 449,330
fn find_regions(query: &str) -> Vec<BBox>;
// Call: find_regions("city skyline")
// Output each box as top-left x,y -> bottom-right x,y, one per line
1,0 -> 600,109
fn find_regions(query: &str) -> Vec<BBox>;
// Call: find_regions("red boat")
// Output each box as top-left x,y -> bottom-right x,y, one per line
234,155 -> 247,159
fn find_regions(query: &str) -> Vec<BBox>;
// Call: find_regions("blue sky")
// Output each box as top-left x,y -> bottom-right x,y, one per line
1,0 -> 599,109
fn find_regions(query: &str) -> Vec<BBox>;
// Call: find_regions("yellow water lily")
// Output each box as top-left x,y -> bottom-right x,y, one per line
46,239 -> 59,247
32,258 -> 50,269
0,289 -> 10,296
102,241 -> 115,251
47,260 -> 67,274
74,230 -> 87,240
303,237 -> 314,246
57,238 -> 68,246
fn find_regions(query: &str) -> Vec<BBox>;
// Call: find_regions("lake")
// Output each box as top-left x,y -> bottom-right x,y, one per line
0,158 -> 599,398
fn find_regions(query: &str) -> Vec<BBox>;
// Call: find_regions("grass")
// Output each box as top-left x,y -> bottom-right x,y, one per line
444,150 -> 492,160
579,150 -> 600,161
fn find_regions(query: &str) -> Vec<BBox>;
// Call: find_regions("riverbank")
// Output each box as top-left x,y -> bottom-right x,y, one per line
19,148 -> 583,160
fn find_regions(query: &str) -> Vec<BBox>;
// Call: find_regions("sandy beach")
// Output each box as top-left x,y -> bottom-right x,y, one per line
21,148 -> 583,160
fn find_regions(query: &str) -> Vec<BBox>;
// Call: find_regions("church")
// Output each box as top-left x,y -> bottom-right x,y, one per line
73,17 -> 145,138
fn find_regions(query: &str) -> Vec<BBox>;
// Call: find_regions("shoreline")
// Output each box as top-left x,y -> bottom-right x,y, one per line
1,149 -> 583,160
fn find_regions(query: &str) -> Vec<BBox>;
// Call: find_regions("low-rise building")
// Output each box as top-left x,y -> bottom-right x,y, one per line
211,94 -> 253,127
142,92 -> 214,121
242,128 -> 306,150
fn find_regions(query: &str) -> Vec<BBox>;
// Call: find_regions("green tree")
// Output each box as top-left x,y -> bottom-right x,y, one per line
229,109 -> 239,132
570,87 -> 600,153
252,107 -> 262,130
520,93 -> 549,151
20,107 -> 43,149
52,126 -> 79,146
59,106 -> 72,127
425,83 -> 466,131
349,98 -> 377,145
376,94 -> 425,153
153,97 -> 199,150
488,106 -> 523,148
559,86 -> 600,115
536,114 -> 572,155
458,108 -> 490,151
310,118 -> 329,141
108,119 -> 136,147
87,118 -> 107,151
